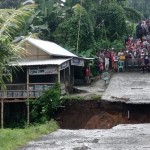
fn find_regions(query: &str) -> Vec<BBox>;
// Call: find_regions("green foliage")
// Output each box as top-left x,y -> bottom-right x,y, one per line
125,21 -> 136,37
0,36 -> 14,63
0,5 -> 35,38
0,120 -> 59,150
0,35 -> 14,89
62,94 -> 101,101
0,35 -> 15,55
96,39 -> 111,50
32,0 -> 63,40
30,83 -> 61,123
95,39 -> 125,52
0,0 -> 24,9
0,4 -> 35,88
95,3 -> 127,41
0,0 -> 145,59
55,4 -> 96,54
110,39 -> 125,51
127,0 -> 150,18
11,0 -> 142,57
124,7 -> 142,22
79,49 -> 95,57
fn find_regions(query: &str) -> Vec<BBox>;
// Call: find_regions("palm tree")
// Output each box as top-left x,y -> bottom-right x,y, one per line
0,4 -> 35,89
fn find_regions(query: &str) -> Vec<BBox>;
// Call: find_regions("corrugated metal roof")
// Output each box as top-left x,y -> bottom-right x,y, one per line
9,58 -> 70,66
27,38 -> 77,57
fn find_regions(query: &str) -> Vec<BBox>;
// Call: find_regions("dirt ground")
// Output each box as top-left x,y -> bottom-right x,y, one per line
54,100 -> 150,129
54,74 -> 150,129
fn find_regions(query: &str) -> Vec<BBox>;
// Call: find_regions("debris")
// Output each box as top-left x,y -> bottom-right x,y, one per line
111,96 -> 130,101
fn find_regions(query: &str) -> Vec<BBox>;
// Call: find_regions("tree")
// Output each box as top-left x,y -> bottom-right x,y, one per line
4,0 -> 142,57
127,0 -> 150,19
0,4 -> 35,87
55,4 -> 96,55
30,0 -> 64,41
94,2 -> 127,41
0,0 -> 24,8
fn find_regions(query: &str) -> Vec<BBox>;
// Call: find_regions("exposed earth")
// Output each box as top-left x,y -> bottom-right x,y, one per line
55,72 -> 150,129
19,72 -> 150,150
54,100 -> 150,129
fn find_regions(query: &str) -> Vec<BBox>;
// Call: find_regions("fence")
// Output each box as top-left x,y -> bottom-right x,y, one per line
0,83 -> 65,99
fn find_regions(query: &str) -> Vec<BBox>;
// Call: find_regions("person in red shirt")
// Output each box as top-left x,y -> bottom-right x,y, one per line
99,62 -> 104,73
86,67 -> 90,77
85,67 -> 90,84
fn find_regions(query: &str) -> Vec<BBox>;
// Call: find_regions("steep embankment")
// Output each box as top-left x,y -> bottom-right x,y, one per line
54,100 -> 150,129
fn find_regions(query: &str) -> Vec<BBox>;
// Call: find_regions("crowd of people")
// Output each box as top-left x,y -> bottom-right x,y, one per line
136,19 -> 150,40
94,20 -> 150,75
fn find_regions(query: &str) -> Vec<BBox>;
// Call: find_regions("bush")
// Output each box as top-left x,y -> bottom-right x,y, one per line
110,39 -> 125,52
96,39 -> 111,50
95,39 -> 125,52
30,83 -> 62,123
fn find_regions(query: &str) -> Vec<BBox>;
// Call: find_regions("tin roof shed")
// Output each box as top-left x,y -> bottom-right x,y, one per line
27,38 -> 77,57
9,58 -> 70,66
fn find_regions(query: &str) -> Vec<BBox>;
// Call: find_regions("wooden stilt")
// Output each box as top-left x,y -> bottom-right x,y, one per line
58,66 -> 60,84
27,101 -> 30,125
64,69 -> 65,83
73,67 -> 74,85
26,67 -> 30,125
68,65 -> 70,84
1,99 -> 4,128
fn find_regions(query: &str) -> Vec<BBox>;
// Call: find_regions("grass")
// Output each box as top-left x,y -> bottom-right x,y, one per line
0,120 -> 59,150
62,94 -> 101,101
62,95 -> 84,100
90,94 -> 101,100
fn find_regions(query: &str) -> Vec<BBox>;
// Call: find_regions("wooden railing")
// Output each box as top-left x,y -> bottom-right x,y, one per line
125,58 -> 142,70
0,83 -> 66,99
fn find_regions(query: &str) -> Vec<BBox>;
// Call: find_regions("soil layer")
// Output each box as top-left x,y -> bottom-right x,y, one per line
54,100 -> 150,129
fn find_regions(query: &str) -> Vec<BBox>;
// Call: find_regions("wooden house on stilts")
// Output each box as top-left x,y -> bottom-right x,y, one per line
0,38 -> 85,128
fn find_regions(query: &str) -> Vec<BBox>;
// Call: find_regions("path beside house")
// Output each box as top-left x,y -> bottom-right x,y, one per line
71,77 -> 107,99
